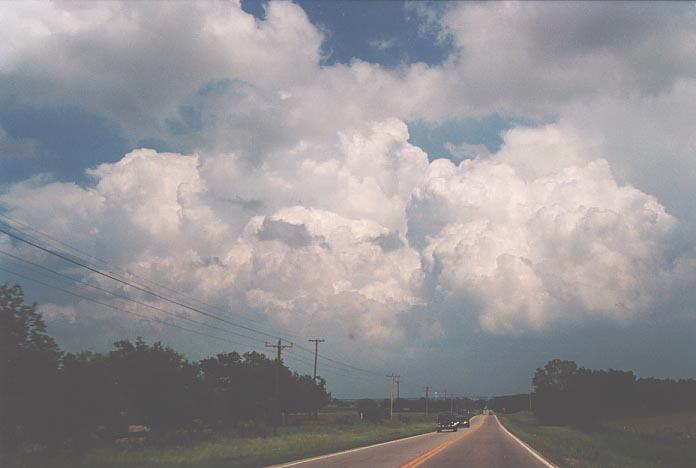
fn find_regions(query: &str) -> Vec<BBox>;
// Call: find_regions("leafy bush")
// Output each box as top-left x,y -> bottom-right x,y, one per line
155,427 -> 214,447
236,420 -> 271,437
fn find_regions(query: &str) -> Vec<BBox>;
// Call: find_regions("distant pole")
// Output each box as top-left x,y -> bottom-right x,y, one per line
387,374 -> 399,420
423,386 -> 430,416
396,377 -> 400,401
450,395 -> 454,414
529,392 -> 532,412
307,339 -> 325,383
308,339 -> 325,419
265,339 -> 293,435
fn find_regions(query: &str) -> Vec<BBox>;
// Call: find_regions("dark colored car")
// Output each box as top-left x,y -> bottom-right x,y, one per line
457,415 -> 470,428
436,414 -> 458,432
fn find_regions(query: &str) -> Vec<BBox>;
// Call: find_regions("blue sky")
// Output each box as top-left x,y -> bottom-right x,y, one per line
245,0 -> 452,67
1,0 -> 460,185
1,1 -> 695,398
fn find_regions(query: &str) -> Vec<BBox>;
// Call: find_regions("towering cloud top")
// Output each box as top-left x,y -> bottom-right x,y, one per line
1,1 -> 695,382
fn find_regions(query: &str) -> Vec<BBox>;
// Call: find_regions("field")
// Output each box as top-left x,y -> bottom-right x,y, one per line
498,410 -> 696,468
5,411 -> 436,468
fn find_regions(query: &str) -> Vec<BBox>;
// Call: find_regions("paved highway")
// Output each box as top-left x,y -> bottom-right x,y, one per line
272,414 -> 554,468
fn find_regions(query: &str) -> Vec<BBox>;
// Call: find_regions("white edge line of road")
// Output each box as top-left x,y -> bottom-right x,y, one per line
494,414 -> 557,468
269,414 -> 481,467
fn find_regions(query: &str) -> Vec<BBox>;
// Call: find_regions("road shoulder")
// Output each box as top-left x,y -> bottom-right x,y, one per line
495,414 -> 556,468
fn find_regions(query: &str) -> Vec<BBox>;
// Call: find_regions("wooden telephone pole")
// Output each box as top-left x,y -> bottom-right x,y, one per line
423,386 -> 431,416
308,338 -> 325,418
307,339 -> 325,382
387,373 -> 400,420
265,339 -> 293,435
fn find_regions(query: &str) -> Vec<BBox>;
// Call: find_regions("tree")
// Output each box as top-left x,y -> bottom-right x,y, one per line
59,351 -> 120,445
533,359 -> 579,392
108,338 -> 200,431
532,359 -> 583,424
0,283 -> 62,451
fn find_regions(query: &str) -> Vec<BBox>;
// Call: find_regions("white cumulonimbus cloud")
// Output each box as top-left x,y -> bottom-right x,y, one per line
412,125 -> 676,333
1,0 -> 695,353
1,120 -> 688,342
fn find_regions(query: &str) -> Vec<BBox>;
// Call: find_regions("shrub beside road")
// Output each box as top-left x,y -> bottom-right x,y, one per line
498,410 -> 696,468
8,413 -> 436,468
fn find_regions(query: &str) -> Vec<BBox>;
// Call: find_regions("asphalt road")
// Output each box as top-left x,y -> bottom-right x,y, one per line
272,414 -> 554,468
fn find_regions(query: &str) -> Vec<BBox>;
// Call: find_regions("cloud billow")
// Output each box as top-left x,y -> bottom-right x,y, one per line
0,0 -> 695,361
1,120 -> 688,343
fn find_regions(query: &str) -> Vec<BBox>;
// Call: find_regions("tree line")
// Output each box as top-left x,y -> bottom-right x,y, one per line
530,358 -> 696,426
0,283 -> 330,453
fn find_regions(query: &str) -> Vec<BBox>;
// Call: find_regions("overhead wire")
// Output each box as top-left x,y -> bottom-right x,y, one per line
0,213 -> 309,341
0,248 -> 269,347
0,221 -> 421,389
0,265 -> 270,355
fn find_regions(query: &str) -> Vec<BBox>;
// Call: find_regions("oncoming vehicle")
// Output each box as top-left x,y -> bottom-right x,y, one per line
436,414 -> 458,432
457,415 -> 470,428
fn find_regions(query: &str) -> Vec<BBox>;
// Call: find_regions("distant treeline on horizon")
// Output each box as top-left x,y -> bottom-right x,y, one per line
3,281 -> 696,454
491,358 -> 696,427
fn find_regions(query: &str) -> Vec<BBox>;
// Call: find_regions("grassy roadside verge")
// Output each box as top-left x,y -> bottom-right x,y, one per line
498,411 -> 696,468
7,417 -> 435,468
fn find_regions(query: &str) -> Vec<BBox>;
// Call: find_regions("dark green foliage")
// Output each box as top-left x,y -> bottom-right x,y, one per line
531,358 -> 696,426
0,283 -> 62,451
60,351 -> 121,444
356,399 -> 386,422
109,338 -> 200,431
0,283 -> 331,453
490,394 -> 530,414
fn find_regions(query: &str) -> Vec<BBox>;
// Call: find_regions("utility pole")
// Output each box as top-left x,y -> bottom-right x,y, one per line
423,386 -> 430,417
308,338 -> 325,419
386,373 -> 399,420
396,376 -> 400,401
307,339 -> 325,383
265,339 -> 293,435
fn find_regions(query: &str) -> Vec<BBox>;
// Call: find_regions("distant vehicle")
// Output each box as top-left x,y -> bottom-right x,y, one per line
436,414 -> 458,432
457,415 -> 470,428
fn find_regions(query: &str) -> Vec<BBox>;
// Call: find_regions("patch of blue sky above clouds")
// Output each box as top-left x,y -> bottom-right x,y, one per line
243,0 -> 452,67
1,1 -> 461,185
407,116 -> 518,162
2,0 -> 696,397
0,100 -> 129,184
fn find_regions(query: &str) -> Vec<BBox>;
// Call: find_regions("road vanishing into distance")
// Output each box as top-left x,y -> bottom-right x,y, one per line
272,413 -> 554,468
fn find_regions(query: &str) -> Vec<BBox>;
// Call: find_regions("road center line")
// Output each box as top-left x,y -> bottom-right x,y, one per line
401,416 -> 482,468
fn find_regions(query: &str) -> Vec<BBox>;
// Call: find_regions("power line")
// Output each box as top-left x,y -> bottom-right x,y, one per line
0,249 -> 269,347
0,265 -> 269,354
0,252 -> 380,382
0,223 -> 414,389
0,214 -> 307,340
0,227 -> 291,341
0,264 -> 393,392
0,226 -> 390,378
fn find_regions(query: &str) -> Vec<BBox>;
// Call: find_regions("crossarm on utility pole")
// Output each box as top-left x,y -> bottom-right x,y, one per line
265,339 -> 293,435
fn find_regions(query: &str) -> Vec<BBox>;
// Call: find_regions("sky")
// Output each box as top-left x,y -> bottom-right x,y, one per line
1,0 -> 696,399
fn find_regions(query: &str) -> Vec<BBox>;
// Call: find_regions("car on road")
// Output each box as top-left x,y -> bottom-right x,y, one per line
457,415 -> 470,428
436,414 -> 458,432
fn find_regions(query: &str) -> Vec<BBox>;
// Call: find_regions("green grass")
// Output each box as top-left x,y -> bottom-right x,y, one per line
7,413 -> 435,468
498,411 -> 696,468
